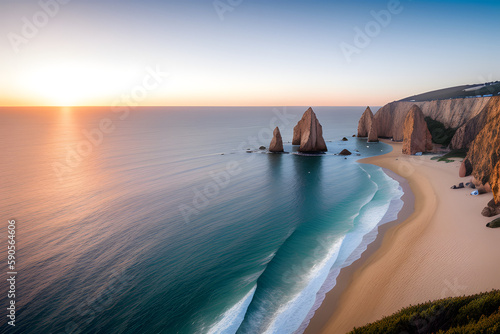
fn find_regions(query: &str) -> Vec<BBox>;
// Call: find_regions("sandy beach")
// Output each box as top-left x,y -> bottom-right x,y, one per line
306,140 -> 500,334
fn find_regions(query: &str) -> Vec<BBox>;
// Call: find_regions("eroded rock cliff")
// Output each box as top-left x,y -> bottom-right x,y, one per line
292,107 -> 327,152
451,96 -> 500,149
357,107 -> 378,142
402,105 -> 433,155
465,98 -> 500,204
358,107 -> 373,137
374,97 -> 490,145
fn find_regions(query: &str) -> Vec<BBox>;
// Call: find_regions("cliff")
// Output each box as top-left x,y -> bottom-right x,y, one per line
464,96 -> 500,204
451,96 -> 500,149
292,108 -> 327,152
373,97 -> 490,145
402,105 -> 433,155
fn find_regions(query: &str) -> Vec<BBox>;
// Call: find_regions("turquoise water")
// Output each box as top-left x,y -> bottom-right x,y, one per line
0,107 -> 402,333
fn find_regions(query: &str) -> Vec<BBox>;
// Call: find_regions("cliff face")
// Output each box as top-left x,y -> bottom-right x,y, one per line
402,105 -> 433,155
269,127 -> 284,152
492,161 -> 500,204
357,107 -> 374,137
374,97 -> 490,144
465,96 -> 500,204
292,107 -> 327,152
450,96 -> 500,149
357,107 -> 378,142
368,118 -> 379,142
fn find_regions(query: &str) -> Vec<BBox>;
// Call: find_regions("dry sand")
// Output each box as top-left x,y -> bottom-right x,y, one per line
305,140 -> 500,334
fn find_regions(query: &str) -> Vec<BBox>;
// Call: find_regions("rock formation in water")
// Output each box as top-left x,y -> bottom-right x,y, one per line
339,149 -> 352,156
357,107 -> 373,137
269,127 -> 284,153
357,107 -> 379,142
402,105 -> 433,155
465,99 -> 500,204
372,97 -> 490,145
292,107 -> 327,152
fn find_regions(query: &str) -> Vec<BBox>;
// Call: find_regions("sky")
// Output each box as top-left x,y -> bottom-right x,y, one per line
1,0 -> 500,106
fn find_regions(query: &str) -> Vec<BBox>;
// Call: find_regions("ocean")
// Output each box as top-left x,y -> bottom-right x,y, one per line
0,106 -> 403,334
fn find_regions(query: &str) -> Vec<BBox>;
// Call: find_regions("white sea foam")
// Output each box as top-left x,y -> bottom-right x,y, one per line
207,285 -> 257,334
293,166 -> 404,333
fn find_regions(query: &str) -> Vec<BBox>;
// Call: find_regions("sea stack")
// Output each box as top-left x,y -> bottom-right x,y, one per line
292,107 -> 327,152
357,107 -> 378,142
402,105 -> 433,155
269,127 -> 284,152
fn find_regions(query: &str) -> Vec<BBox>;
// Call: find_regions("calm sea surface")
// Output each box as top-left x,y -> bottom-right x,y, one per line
0,106 -> 402,333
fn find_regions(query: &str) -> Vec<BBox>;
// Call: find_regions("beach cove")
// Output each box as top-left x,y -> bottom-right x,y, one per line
306,140 -> 500,334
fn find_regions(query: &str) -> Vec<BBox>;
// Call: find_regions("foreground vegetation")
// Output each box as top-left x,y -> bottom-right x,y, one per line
349,290 -> 500,334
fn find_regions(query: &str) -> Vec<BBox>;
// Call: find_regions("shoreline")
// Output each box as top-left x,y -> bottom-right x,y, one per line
304,143 -> 416,334
305,140 -> 500,334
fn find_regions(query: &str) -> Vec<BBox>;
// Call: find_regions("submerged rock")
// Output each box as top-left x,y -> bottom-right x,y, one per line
269,127 -> 284,153
402,105 -> 433,155
342,137 -> 348,141
292,107 -> 327,152
339,149 -> 352,156
259,146 -> 266,150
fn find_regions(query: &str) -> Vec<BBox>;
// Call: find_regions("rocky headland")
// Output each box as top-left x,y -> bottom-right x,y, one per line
358,94 -> 500,217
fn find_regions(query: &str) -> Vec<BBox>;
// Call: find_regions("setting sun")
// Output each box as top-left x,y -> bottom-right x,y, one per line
19,62 -> 141,106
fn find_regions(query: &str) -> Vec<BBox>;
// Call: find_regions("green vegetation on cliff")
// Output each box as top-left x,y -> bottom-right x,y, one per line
349,290 -> 500,334
424,117 -> 457,146
401,82 -> 500,102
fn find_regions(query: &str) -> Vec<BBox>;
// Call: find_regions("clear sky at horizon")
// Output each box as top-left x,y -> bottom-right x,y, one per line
1,0 -> 499,107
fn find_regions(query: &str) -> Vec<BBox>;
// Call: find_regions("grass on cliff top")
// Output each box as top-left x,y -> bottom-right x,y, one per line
349,290 -> 500,334
400,81 -> 500,102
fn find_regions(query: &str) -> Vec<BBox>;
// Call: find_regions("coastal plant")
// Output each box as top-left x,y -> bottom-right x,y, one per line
424,117 -> 457,146
349,290 -> 500,334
